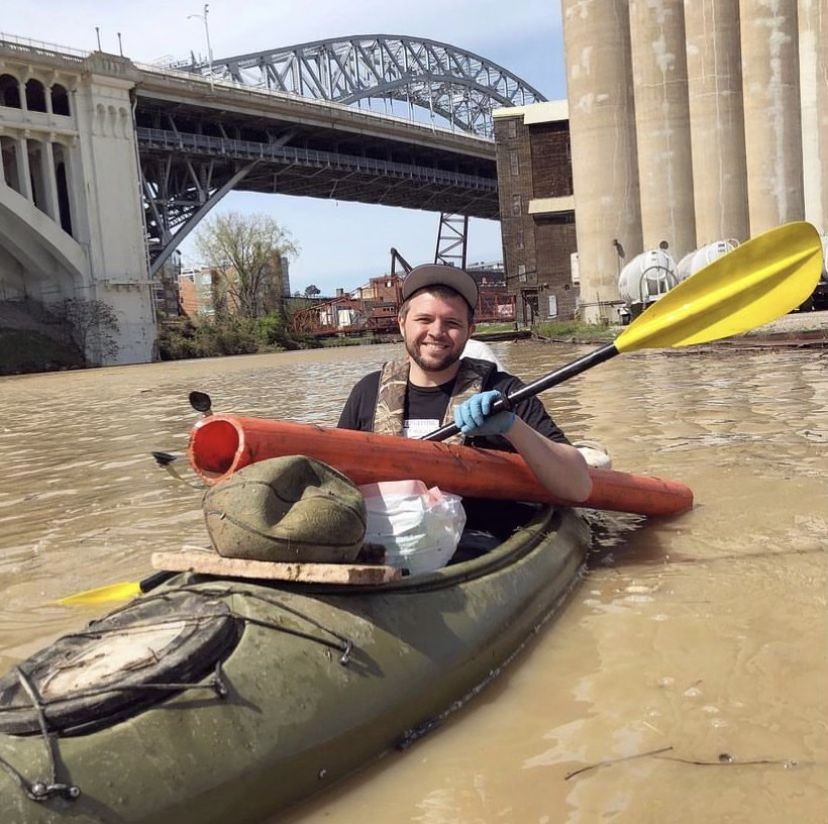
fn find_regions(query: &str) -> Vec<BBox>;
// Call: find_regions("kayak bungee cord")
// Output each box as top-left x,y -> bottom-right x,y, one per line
0,657 -> 230,806
0,584 -> 358,810
0,667 -> 80,803
102,584 -> 356,664
168,584 -> 357,665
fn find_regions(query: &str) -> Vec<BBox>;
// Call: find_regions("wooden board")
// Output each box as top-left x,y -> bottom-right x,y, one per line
151,550 -> 403,585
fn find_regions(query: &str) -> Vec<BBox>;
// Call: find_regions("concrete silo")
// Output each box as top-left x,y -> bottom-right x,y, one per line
628,0 -> 696,261
798,0 -> 828,232
739,0 -> 804,234
683,0 -> 750,244
562,0 -> 642,323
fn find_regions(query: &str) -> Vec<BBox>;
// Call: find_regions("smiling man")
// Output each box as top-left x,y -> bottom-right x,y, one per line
337,263 -> 592,507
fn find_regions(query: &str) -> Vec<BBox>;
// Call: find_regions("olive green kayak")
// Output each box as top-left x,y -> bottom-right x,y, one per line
0,507 -> 589,823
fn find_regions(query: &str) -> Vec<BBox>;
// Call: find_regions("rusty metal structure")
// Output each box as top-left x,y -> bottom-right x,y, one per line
290,263 -> 515,339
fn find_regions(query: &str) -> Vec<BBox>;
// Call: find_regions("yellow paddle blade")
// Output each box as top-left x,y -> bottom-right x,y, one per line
615,222 -> 823,353
57,580 -> 141,606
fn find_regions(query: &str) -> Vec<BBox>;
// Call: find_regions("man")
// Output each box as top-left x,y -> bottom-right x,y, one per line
338,263 -> 593,511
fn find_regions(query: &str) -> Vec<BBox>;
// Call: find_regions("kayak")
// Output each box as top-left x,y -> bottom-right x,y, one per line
0,506 -> 589,823
188,415 -> 694,516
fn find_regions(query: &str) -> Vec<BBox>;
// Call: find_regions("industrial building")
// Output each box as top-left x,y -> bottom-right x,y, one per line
495,0 -> 827,324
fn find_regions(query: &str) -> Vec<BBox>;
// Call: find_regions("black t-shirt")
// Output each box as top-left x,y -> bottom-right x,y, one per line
337,362 -> 569,537
337,364 -> 569,449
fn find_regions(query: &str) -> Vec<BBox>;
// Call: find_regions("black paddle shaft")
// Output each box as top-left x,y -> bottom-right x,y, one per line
421,342 -> 619,442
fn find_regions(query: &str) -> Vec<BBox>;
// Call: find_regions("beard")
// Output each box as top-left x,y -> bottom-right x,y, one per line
404,337 -> 463,374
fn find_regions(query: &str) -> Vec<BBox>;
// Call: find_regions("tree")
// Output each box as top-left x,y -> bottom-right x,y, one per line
195,212 -> 298,318
304,284 -> 321,298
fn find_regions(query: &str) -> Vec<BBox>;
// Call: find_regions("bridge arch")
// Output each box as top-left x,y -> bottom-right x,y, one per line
208,35 -> 546,137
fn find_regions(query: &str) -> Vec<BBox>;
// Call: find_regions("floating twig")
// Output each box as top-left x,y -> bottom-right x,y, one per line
565,746 -> 673,780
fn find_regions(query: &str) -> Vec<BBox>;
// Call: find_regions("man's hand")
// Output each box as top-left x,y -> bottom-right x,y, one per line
453,390 -> 515,437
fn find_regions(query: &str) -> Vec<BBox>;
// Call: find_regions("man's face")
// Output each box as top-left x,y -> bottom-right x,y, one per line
399,290 -> 474,375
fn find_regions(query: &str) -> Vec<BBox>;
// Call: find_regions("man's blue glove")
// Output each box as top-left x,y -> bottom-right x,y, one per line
453,390 -> 515,437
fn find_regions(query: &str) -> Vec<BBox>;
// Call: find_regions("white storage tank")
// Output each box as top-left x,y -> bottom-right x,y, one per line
617,249 -> 678,311
676,239 -> 739,281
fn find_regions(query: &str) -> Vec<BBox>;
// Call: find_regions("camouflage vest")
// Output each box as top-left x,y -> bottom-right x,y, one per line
373,357 -> 493,445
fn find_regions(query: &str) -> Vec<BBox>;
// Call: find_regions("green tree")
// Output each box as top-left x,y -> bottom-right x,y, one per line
304,284 -> 321,298
195,212 -> 298,318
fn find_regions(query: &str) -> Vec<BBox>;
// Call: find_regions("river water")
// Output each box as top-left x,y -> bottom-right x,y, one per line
1,341 -> 826,823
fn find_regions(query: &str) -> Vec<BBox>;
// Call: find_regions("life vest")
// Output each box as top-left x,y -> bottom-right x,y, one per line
373,357 -> 494,445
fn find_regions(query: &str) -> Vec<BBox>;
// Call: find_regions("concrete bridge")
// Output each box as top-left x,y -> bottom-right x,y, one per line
0,36 -> 542,363
0,34 -> 545,364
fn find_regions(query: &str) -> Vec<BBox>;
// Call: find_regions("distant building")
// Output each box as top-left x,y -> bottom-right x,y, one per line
152,250 -> 182,318
178,266 -> 215,318
351,273 -> 402,304
493,101 -> 577,325
178,253 -> 289,318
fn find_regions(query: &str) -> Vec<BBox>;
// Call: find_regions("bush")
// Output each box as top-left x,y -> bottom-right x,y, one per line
192,318 -> 259,356
157,314 -> 319,360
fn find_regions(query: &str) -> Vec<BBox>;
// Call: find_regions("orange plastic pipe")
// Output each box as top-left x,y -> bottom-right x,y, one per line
188,415 -> 694,517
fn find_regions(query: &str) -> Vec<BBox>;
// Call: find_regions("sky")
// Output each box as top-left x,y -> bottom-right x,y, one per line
2,1 -> 567,295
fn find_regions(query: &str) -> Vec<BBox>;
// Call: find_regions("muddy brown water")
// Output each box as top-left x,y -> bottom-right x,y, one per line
1,341 -> 826,823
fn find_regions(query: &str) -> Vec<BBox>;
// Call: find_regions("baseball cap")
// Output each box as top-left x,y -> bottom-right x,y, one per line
401,264 -> 479,310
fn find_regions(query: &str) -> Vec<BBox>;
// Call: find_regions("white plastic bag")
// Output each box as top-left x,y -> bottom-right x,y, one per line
359,480 -> 466,575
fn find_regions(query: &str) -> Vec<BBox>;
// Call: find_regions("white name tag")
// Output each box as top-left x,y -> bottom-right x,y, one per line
404,418 -> 441,439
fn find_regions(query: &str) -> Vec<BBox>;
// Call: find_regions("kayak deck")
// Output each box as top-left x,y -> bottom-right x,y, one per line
0,507 -> 589,823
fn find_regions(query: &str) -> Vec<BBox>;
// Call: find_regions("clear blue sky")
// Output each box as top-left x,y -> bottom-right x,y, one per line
2,1 -> 566,295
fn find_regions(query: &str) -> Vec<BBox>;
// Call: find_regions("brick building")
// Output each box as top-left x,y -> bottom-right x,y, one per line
493,101 -> 578,324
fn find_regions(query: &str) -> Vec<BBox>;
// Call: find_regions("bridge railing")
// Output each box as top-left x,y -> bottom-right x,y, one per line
0,32 -> 88,61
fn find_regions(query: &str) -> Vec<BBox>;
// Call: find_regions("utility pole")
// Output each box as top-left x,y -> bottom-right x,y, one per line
188,4 -> 214,92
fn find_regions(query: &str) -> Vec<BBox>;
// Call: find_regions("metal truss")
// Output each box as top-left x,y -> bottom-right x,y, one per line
207,35 -> 546,137
137,122 -> 498,272
141,151 -> 256,275
434,214 -> 469,269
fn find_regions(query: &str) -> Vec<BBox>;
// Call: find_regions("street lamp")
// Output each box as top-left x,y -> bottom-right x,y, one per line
188,3 -> 214,92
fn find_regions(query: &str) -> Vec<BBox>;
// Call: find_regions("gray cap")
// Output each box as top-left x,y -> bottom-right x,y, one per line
401,264 -> 479,310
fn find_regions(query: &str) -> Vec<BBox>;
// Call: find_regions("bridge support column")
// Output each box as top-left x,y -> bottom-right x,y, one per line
38,139 -> 60,221
16,136 -> 32,200
70,53 -> 155,364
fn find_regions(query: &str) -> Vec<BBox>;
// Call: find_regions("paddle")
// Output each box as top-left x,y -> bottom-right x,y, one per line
57,570 -> 175,606
423,221 -> 822,442
59,221 -> 821,607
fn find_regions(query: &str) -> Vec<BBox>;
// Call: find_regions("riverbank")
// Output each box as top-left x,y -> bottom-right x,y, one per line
729,310 -> 828,347
3,309 -> 825,377
534,310 -> 828,349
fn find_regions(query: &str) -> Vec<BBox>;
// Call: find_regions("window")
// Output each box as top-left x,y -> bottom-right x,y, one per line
25,79 -> 47,112
0,74 -> 21,108
510,150 -> 519,176
51,84 -> 70,116
518,263 -> 527,283
548,294 -> 558,318
507,120 -> 517,139
570,252 -> 580,285
511,193 -> 521,216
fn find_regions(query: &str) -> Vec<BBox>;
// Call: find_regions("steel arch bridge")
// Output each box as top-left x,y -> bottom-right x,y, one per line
203,35 -> 547,137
